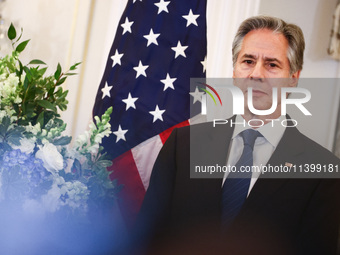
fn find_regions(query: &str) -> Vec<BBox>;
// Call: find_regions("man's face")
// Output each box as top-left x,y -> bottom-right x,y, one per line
233,29 -> 300,115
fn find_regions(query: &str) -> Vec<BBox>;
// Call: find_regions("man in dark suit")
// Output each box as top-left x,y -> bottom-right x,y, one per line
133,15 -> 340,255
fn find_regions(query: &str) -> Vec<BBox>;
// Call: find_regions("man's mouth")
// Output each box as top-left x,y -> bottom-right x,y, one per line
247,89 -> 267,96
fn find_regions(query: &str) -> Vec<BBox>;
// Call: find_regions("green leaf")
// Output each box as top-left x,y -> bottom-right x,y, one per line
26,86 -> 37,100
47,87 -> 55,97
8,23 -> 16,40
0,142 -> 13,152
7,135 -> 23,146
53,136 -> 72,146
35,88 -> 45,95
56,77 -> 67,85
13,104 -> 19,115
0,117 -> 10,136
6,126 -> 25,136
38,67 -> 48,76
62,90 -> 69,97
97,160 -> 113,168
54,63 -> 62,80
37,100 -> 57,112
14,28 -> 24,44
64,73 -> 77,76
70,62 -> 81,71
24,103 -> 35,117
23,66 -> 32,81
56,87 -> 63,97
15,39 -> 30,53
29,59 -> 47,65
18,61 -> 24,74
37,111 -> 45,127
58,103 -> 67,111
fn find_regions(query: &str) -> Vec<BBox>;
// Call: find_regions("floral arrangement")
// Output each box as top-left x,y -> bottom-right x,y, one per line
0,23 -> 121,223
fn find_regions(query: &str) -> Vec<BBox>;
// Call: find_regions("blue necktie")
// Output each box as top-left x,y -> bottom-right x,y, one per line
221,129 -> 261,228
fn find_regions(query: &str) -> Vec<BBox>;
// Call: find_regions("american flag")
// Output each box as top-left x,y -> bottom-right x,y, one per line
93,0 -> 207,227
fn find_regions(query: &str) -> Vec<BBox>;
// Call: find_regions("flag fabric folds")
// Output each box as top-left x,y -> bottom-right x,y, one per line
93,0 -> 207,227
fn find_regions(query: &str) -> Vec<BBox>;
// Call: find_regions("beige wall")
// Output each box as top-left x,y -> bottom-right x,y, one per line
259,0 -> 340,150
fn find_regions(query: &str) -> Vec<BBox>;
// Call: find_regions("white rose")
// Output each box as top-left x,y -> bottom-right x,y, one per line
36,143 -> 64,173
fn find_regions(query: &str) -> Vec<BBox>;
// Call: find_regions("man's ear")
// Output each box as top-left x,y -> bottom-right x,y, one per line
289,70 -> 301,87
232,70 -> 236,86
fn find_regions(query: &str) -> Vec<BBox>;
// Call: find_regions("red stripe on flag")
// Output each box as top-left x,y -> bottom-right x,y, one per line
108,121 -> 189,227
159,120 -> 190,144
108,150 -> 146,228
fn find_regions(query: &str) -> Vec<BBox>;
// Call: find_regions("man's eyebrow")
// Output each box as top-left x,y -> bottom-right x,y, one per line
264,57 -> 283,65
241,54 -> 256,59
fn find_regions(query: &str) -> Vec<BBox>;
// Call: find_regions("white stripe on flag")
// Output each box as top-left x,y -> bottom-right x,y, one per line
131,135 -> 163,190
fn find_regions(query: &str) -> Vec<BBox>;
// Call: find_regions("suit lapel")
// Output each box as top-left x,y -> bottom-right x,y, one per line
266,125 -> 305,167
189,117 -> 235,206
190,117 -> 235,176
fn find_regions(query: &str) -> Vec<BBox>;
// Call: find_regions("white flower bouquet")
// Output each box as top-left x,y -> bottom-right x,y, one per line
0,24 -> 123,254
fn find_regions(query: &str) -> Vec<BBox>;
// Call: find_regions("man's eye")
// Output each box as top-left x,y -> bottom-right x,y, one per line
243,60 -> 253,64
268,63 -> 277,68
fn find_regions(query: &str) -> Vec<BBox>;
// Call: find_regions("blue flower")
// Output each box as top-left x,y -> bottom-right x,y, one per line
3,149 -> 29,167
1,149 -> 51,193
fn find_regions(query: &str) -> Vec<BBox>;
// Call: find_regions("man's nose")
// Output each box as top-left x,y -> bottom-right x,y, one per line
250,63 -> 264,81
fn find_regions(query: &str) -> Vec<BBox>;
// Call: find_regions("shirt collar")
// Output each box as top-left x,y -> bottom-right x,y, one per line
232,115 -> 286,148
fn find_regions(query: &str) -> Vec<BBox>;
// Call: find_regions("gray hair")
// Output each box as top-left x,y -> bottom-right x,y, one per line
232,15 -> 305,74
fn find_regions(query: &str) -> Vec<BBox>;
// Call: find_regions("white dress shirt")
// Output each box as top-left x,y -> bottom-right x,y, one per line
222,115 -> 286,196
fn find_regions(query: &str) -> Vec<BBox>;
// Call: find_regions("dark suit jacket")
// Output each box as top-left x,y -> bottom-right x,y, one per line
134,118 -> 340,255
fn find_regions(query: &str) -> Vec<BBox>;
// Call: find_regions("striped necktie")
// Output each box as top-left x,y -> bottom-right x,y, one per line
221,129 -> 261,228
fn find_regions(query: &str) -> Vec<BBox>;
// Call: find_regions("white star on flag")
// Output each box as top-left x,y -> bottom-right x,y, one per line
101,82 -> 113,99
122,93 -> 138,110
111,49 -> 124,67
171,41 -> 188,58
149,105 -> 165,122
201,56 -> 207,73
154,0 -> 170,14
121,17 -> 134,35
113,125 -> 128,143
182,9 -> 200,27
133,61 -> 149,78
133,0 -> 142,3
160,73 -> 177,91
143,29 -> 161,46
189,86 -> 205,103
